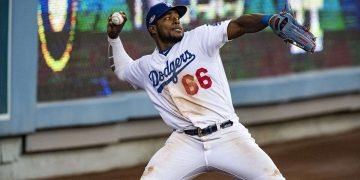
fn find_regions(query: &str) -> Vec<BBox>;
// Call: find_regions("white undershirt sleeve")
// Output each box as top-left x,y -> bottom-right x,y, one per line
108,37 -> 133,81
108,36 -> 145,89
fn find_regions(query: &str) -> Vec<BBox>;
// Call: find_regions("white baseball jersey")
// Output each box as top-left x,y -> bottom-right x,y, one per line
111,20 -> 239,130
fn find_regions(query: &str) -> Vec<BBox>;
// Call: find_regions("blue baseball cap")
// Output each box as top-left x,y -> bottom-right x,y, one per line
146,2 -> 187,28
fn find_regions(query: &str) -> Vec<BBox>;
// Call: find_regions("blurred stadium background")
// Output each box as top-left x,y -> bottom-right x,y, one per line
1,0 -> 360,179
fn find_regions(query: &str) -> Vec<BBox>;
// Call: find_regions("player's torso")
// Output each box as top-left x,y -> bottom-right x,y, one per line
142,32 -> 236,129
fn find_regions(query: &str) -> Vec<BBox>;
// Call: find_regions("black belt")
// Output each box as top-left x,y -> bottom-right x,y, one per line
184,120 -> 233,137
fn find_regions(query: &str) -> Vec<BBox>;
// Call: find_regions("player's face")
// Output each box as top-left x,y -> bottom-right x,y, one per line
155,10 -> 184,43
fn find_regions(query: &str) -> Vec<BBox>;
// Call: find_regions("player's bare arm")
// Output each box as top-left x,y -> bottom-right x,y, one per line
227,14 -> 271,40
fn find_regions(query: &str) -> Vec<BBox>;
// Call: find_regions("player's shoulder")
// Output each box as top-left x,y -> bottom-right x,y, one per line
204,20 -> 231,30
205,21 -> 224,27
184,24 -> 207,38
138,54 -> 155,66
128,55 -> 147,68
136,55 -> 151,63
187,20 -> 230,34
126,55 -> 150,74
137,55 -> 150,60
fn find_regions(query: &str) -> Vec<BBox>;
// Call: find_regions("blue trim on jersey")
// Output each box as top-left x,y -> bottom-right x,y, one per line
159,47 -> 172,56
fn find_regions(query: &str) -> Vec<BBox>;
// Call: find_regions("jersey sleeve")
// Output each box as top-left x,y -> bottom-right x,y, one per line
122,59 -> 145,89
193,20 -> 231,56
108,37 -> 145,89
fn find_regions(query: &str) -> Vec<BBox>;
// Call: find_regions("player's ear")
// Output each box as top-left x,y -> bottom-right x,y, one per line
148,25 -> 157,36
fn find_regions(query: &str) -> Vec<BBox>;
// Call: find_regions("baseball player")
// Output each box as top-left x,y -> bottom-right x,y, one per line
107,2 -> 315,180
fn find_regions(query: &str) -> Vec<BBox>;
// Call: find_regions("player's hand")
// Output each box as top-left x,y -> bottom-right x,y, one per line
107,11 -> 127,39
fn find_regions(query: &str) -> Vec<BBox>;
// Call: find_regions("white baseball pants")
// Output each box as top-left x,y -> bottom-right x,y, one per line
141,123 -> 285,180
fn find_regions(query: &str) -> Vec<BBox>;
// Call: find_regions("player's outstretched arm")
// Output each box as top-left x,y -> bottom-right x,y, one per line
107,12 -> 133,81
228,3 -> 316,52
227,14 -> 271,40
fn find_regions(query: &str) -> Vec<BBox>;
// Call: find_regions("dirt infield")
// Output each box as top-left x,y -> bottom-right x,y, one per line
49,128 -> 360,180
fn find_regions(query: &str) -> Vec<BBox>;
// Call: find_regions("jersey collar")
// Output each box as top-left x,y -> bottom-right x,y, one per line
159,47 -> 172,56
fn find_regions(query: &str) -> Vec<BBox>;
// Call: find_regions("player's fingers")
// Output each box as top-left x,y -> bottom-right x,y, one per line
108,15 -> 113,25
118,11 -> 127,21
303,24 -> 310,32
108,18 -> 113,26
284,39 -> 293,44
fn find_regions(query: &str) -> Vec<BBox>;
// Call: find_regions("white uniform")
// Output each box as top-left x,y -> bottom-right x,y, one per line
109,20 -> 285,180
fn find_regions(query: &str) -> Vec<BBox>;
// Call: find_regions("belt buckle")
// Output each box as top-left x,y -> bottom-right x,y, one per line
197,127 -> 204,137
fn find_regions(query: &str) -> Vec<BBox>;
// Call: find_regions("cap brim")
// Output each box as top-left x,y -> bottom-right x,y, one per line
172,5 -> 187,18
157,5 -> 187,21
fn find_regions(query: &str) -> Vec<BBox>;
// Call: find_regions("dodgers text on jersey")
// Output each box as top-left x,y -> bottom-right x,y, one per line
149,50 -> 196,93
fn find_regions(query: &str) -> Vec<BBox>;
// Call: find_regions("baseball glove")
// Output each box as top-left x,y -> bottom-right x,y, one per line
270,4 -> 316,53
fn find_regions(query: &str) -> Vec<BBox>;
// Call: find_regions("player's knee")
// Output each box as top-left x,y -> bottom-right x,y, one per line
253,169 -> 285,180
140,166 -> 156,180
141,165 -> 169,180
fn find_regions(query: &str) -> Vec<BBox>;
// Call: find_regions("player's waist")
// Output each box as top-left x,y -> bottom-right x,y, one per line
183,120 -> 234,137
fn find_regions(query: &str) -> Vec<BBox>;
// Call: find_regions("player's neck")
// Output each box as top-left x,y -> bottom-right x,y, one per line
154,35 -> 183,53
156,41 -> 176,53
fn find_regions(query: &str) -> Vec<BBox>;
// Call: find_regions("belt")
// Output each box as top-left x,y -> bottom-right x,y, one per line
184,120 -> 233,137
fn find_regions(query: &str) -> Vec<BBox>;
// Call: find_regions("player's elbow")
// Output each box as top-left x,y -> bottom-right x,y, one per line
227,21 -> 246,40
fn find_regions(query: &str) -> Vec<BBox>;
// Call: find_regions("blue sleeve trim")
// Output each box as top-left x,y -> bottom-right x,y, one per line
261,14 -> 273,26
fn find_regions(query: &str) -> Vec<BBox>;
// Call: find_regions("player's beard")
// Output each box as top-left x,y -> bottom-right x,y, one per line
157,27 -> 183,43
